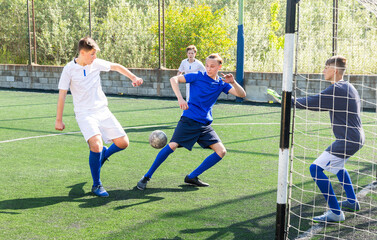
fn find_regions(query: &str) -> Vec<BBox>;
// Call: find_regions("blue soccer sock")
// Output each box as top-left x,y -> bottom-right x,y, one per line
188,152 -> 222,179
309,164 -> 341,215
337,169 -> 357,204
145,145 -> 174,179
89,151 -> 102,187
104,143 -> 125,159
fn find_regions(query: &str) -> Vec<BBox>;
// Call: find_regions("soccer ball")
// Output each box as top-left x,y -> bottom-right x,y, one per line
149,130 -> 168,149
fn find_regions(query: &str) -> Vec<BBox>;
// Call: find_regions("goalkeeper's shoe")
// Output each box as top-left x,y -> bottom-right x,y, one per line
267,88 -> 282,104
184,175 -> 209,187
100,146 -> 109,167
340,200 -> 360,212
137,176 -> 150,190
313,210 -> 345,223
91,185 -> 109,197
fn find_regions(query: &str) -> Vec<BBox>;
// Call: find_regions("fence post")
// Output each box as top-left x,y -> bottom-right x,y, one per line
27,0 -> 32,65
89,0 -> 92,37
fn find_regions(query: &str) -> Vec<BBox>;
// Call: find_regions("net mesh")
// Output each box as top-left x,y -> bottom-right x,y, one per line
357,0 -> 377,17
287,0 -> 377,239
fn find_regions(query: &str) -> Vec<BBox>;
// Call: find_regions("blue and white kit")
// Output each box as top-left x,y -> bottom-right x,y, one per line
294,80 -> 364,166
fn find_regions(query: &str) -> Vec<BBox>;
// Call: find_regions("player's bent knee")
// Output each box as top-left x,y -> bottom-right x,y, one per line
116,140 -> 129,149
113,136 -> 129,149
168,142 -> 178,151
89,143 -> 103,153
88,136 -> 103,152
216,149 -> 227,158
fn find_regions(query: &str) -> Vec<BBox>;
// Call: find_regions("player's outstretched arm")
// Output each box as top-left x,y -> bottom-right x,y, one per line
110,63 -> 143,87
55,89 -> 67,131
221,73 -> 246,98
170,75 -> 188,110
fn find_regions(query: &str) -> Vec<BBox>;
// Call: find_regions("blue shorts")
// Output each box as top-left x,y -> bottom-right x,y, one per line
170,116 -> 221,151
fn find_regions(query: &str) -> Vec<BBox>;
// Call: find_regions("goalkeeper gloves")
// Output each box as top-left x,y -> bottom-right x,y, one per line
267,88 -> 282,104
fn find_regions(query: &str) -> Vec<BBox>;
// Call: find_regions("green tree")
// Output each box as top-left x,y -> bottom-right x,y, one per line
36,0 -> 89,65
268,0 -> 284,51
95,1 -> 157,68
0,0 -> 29,64
152,1 -> 235,70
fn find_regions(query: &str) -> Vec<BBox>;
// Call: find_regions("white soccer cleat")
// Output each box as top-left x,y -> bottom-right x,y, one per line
313,210 -> 345,223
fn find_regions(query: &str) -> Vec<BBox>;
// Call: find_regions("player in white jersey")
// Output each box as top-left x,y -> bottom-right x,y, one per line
55,37 -> 143,197
177,45 -> 206,101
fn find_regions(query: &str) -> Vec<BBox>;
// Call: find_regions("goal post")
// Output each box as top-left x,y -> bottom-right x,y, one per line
275,0 -> 298,239
277,0 -> 377,239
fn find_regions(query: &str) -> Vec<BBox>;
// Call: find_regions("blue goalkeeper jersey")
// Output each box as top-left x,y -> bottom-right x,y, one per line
293,80 -> 365,159
182,72 -> 233,124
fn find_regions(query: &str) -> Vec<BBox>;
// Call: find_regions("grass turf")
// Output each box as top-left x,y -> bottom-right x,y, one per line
0,89 -> 375,239
0,90 -> 281,239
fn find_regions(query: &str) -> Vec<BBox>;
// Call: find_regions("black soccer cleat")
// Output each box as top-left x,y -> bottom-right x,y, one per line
184,175 -> 209,187
137,176 -> 150,190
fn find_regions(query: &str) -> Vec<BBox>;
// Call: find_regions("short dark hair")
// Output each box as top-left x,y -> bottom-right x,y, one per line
325,55 -> 346,71
186,45 -> 197,53
78,37 -> 100,53
206,53 -> 223,65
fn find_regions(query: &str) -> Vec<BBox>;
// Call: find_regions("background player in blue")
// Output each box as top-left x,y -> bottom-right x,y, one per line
56,37 -> 143,197
293,56 -> 365,222
137,53 -> 246,190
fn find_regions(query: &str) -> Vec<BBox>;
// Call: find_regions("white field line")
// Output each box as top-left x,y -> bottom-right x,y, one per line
295,181 -> 377,240
0,122 -> 279,144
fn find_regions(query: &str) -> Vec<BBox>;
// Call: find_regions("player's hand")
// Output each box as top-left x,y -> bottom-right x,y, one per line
178,98 -> 188,110
132,77 -> 143,87
55,120 -> 65,131
221,73 -> 235,84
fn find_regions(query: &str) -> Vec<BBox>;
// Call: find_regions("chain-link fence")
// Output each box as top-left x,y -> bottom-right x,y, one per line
1,0 -> 376,73
0,0 -> 287,72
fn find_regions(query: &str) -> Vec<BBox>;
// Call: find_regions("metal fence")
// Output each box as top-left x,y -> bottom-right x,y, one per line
0,0 -> 285,71
1,0 -> 376,73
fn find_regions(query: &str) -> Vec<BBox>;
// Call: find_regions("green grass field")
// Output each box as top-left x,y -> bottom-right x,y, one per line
0,89 -> 282,239
0,89 -> 375,239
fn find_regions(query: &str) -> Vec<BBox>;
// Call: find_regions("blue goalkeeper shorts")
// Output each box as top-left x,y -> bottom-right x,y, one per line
170,116 -> 221,151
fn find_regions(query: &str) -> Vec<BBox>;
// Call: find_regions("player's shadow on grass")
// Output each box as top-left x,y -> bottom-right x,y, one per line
176,215 -> 276,240
78,185 -> 199,210
0,182 -> 86,212
0,182 -> 198,213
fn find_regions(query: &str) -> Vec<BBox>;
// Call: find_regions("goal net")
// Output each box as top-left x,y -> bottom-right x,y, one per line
287,0 -> 377,239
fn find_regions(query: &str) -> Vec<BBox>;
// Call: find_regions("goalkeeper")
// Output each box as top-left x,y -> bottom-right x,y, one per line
270,56 -> 364,223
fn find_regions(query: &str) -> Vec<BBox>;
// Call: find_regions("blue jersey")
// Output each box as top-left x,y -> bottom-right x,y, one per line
294,80 -> 365,159
182,72 -> 233,124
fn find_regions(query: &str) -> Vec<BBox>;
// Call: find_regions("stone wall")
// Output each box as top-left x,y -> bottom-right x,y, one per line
0,64 -> 375,109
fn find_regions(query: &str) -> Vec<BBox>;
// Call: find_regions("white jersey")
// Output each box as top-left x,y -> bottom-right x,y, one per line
178,59 -> 205,101
178,58 -> 206,74
58,58 -> 111,113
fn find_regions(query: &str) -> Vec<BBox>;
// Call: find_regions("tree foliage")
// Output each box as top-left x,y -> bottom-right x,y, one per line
151,1 -> 235,69
0,0 -> 376,73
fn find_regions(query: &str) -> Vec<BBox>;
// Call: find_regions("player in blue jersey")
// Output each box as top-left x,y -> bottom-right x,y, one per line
294,56 -> 365,222
55,37 -> 143,197
137,53 -> 246,190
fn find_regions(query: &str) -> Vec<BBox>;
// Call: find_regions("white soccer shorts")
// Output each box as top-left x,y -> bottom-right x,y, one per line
75,107 -> 126,144
313,151 -> 348,174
